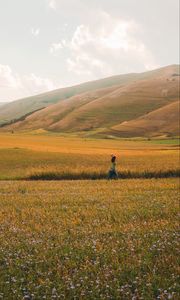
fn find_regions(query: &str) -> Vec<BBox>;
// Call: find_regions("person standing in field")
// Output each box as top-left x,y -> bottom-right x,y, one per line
108,154 -> 118,179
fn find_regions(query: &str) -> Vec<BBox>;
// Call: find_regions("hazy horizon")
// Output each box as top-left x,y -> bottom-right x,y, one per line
0,0 -> 179,102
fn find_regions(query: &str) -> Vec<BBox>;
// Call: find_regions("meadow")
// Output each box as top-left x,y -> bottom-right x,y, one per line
0,133 -> 179,180
0,179 -> 179,299
0,133 -> 179,299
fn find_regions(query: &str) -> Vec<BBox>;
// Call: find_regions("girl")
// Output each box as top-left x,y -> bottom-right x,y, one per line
108,154 -> 118,179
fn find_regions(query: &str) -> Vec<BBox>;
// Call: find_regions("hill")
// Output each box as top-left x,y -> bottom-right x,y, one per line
1,65 -> 179,138
49,65 -> 179,133
109,101 -> 179,138
0,72 -> 148,126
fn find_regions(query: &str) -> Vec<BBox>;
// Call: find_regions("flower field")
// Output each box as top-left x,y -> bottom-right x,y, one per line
0,179 -> 179,299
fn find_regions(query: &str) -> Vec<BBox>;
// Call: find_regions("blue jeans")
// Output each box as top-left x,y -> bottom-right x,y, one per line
108,170 -> 118,180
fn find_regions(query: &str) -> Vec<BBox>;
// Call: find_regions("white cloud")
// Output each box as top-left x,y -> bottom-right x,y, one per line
52,12 -> 158,78
100,22 -> 131,50
0,64 -> 57,102
31,27 -> 40,37
24,73 -> 56,93
67,54 -> 104,76
49,41 -> 66,55
0,64 -> 22,89
48,0 -> 56,10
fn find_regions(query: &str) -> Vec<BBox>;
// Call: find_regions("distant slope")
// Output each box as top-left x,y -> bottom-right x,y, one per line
110,101 -> 179,137
1,64 -> 179,138
1,64 -> 178,126
6,85 -> 118,131
49,66 -> 179,132
0,72 -> 148,126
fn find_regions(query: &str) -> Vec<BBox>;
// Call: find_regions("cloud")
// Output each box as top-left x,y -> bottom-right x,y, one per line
52,12 -> 158,78
48,0 -> 56,10
31,27 -> 40,37
23,73 -> 56,93
0,64 -> 21,89
0,64 -> 57,102
69,13 -> 158,76
49,40 -> 67,55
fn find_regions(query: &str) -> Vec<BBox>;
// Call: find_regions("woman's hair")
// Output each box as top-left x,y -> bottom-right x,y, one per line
111,155 -> 116,163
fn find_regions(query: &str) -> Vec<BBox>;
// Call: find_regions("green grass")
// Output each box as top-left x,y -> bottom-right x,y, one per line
147,138 -> 180,145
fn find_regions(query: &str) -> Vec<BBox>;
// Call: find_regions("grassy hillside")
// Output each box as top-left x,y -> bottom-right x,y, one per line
49,69 -> 179,132
4,85 -> 118,131
110,101 -> 179,138
1,65 -> 179,138
0,72 -> 147,126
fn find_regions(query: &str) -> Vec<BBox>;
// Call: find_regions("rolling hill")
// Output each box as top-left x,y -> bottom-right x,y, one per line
109,100 -> 179,137
1,65 -> 179,138
0,72 -> 150,126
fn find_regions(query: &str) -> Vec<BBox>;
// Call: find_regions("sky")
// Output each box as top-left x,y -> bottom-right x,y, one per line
0,0 -> 179,102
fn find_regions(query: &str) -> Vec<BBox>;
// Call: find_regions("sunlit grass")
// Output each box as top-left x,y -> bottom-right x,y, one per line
0,179 -> 179,299
0,148 -> 179,180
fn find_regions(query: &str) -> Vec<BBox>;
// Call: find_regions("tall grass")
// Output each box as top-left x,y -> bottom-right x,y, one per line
0,147 -> 179,180
27,169 -> 180,180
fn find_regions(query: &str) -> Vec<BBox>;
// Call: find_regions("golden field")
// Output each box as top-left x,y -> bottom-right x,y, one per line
0,133 -> 179,299
0,133 -> 179,180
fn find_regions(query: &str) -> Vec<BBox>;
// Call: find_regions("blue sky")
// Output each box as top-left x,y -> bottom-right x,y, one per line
0,0 -> 179,102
